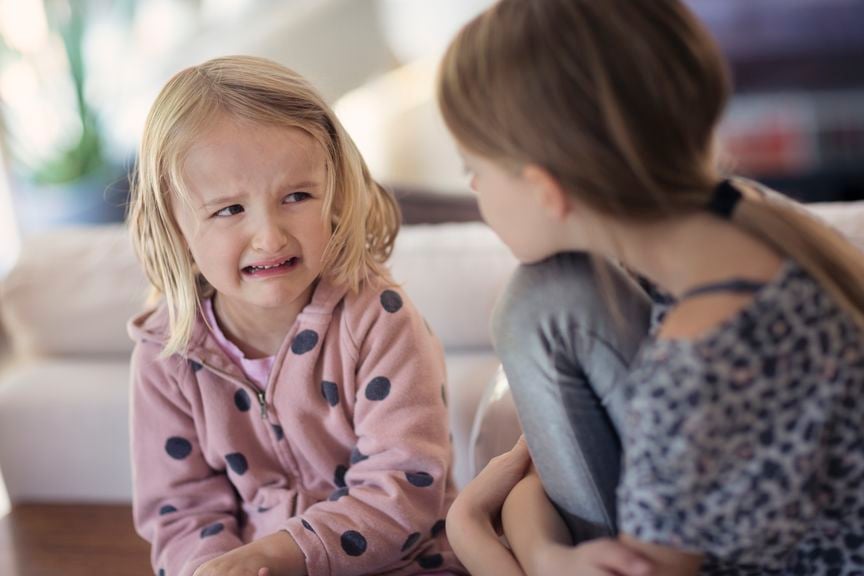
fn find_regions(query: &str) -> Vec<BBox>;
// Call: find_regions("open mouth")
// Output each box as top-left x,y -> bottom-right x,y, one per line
242,257 -> 299,275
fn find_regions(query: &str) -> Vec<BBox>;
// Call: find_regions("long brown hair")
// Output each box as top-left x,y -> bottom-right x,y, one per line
438,0 -> 864,328
129,56 -> 401,355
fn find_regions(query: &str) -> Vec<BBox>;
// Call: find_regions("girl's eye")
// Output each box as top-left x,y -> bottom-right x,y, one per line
214,204 -> 244,217
284,192 -> 311,204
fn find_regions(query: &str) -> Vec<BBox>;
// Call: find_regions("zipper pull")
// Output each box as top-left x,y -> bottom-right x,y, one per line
256,390 -> 267,419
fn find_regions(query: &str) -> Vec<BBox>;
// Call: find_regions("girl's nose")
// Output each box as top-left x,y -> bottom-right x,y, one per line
251,215 -> 289,254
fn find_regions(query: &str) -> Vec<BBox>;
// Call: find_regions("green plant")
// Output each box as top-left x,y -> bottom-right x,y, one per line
30,1 -> 105,185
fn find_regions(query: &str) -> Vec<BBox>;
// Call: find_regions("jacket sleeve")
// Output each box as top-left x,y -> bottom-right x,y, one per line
130,341 -> 244,576
281,285 -> 454,576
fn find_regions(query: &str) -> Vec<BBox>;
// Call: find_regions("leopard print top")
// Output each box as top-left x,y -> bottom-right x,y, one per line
619,260 -> 864,574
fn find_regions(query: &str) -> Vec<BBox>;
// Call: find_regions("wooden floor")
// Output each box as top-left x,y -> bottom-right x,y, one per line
0,504 -> 151,576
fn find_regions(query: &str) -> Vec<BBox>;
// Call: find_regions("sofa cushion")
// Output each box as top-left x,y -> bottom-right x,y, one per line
389,222 -> 518,350
0,222 -> 517,358
808,201 -> 864,251
0,226 -> 150,358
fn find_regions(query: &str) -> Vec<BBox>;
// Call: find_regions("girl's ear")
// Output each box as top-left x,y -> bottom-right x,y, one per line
522,164 -> 573,221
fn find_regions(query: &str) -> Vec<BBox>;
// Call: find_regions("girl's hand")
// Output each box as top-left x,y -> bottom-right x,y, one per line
542,538 -> 654,576
444,437 -> 533,576
449,435 -> 531,531
192,531 -> 304,576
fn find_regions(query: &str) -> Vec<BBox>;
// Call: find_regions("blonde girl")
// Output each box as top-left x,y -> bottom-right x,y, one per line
128,56 -> 463,576
437,1 -> 864,575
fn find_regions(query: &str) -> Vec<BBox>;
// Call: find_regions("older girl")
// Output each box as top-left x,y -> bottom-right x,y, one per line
437,0 -> 864,574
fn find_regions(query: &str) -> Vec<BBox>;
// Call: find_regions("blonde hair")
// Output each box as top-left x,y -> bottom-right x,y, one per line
129,55 -> 400,356
438,0 -> 864,329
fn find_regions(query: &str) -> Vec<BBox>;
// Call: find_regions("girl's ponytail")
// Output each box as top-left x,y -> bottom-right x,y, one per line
733,180 -> 864,329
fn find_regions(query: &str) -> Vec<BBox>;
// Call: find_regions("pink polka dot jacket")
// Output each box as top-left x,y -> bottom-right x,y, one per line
127,276 -> 464,576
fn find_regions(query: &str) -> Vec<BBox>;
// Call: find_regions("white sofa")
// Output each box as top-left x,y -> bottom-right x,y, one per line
1,202 -> 863,507
0,221 -> 517,504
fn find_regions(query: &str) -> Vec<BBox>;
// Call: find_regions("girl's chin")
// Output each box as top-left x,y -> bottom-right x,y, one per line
244,284 -> 316,308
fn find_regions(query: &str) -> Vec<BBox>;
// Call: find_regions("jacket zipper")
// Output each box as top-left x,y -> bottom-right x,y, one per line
193,357 -> 269,420
256,390 -> 267,419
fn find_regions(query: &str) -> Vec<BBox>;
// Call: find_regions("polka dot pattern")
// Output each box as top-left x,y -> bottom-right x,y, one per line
350,446 -> 369,465
234,389 -> 251,412
225,452 -> 248,475
158,569 -> 165,576
340,530 -> 368,556
271,424 -> 284,441
365,376 -> 391,401
302,519 -> 315,532
431,519 -> 446,537
380,290 -> 403,313
321,381 -> 340,406
188,360 -> 203,373
165,437 -> 192,460
334,464 -> 348,488
329,487 -> 349,501
291,330 -> 319,355
401,532 -> 421,552
200,522 -> 224,538
406,471 -> 434,487
417,554 -> 444,569
159,505 -> 177,516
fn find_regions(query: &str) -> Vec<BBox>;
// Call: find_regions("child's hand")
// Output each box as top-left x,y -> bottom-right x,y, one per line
449,435 -> 531,532
192,531 -> 303,576
542,538 -> 654,576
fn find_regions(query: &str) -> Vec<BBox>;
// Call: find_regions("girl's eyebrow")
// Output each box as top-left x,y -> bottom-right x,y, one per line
279,180 -> 320,191
198,180 -> 321,210
200,194 -> 244,210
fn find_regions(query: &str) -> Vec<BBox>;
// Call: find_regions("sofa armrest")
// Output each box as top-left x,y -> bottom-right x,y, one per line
0,225 -> 149,358
469,367 -> 521,477
0,312 -> 10,371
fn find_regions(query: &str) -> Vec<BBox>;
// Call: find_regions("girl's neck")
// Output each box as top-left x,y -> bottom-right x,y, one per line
591,212 -> 783,297
211,287 -> 314,358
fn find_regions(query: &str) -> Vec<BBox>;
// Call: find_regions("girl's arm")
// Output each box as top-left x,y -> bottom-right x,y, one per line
193,531 -> 307,576
518,537 -> 664,576
279,284 -> 463,575
502,469 -> 659,576
445,437 -> 532,576
618,535 -> 702,575
500,466 -> 572,575
130,342 -> 246,576
446,505 -> 526,576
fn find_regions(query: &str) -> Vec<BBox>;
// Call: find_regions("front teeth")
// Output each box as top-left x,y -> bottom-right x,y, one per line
254,262 -> 282,271
248,258 -> 294,272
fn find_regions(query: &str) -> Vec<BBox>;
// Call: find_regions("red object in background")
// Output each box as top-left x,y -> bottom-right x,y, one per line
720,123 -> 812,177
718,92 -> 864,180
718,99 -> 817,177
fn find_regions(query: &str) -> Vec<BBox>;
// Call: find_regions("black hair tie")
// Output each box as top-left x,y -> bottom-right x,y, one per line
706,179 -> 742,219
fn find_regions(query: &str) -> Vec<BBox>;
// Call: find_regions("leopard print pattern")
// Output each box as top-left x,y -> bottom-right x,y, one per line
618,261 -> 864,574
